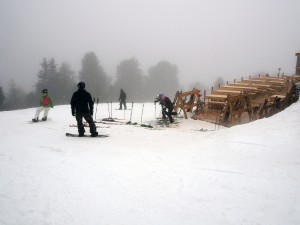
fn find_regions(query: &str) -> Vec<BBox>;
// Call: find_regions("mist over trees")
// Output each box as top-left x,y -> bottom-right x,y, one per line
35,58 -> 77,105
5,79 -> 26,110
188,81 -> 209,92
0,87 -> 5,110
79,52 -> 112,101
213,77 -> 225,89
113,58 -> 144,102
0,51 -> 207,111
146,61 -> 179,100
56,62 -> 77,104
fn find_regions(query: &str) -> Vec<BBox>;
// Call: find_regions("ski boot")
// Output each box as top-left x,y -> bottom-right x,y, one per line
78,127 -> 85,137
42,117 -> 47,121
91,132 -> 98,137
32,118 -> 38,122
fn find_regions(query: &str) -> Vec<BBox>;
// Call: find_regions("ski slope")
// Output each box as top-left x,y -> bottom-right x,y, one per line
0,101 -> 300,225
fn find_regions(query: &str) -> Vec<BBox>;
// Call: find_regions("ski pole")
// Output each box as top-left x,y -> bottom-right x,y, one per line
154,102 -> 156,118
214,109 -> 218,131
141,103 -> 144,124
107,102 -> 110,118
110,101 -> 113,119
95,98 -> 99,120
124,106 -> 126,119
129,102 -> 134,123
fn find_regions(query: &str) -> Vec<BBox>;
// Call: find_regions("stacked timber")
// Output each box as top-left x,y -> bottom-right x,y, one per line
191,75 -> 299,127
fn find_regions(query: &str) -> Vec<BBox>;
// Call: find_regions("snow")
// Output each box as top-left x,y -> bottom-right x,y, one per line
0,101 -> 300,225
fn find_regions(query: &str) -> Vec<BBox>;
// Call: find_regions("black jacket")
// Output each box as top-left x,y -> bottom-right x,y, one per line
119,89 -> 126,101
159,96 -> 173,110
70,89 -> 94,114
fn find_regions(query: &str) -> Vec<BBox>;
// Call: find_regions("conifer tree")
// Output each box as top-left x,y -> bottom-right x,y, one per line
146,61 -> 179,100
56,62 -> 76,104
79,52 -> 111,101
6,79 -> 26,110
0,86 -> 5,110
35,58 -> 49,95
114,57 -> 144,102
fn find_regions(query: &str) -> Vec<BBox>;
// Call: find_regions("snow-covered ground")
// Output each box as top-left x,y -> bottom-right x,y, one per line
0,101 -> 300,225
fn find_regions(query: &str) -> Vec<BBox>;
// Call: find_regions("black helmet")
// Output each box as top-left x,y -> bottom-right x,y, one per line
41,89 -> 48,94
77,82 -> 85,90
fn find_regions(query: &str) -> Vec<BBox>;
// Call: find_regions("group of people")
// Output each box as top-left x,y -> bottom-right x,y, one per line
32,82 -> 175,137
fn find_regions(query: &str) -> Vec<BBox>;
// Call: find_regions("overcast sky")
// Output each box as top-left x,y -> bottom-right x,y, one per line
0,0 -> 300,92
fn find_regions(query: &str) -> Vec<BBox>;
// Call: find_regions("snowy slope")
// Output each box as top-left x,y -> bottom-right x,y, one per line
0,101 -> 300,225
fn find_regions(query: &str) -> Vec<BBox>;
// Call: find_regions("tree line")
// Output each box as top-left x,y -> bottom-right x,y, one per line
0,51 -> 182,111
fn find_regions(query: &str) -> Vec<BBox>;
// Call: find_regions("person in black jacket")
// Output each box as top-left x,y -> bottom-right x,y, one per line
154,94 -> 174,123
70,82 -> 98,137
119,88 -> 127,110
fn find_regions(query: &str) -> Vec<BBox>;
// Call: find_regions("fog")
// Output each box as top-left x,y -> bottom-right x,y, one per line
1,0 -> 300,92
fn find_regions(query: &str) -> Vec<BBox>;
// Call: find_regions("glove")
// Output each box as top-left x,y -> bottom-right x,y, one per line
90,110 -> 93,116
72,109 -> 75,116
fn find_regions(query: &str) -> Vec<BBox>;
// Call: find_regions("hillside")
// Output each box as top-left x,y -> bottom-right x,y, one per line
0,102 -> 300,225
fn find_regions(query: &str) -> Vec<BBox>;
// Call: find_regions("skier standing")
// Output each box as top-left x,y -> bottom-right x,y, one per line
154,94 -> 174,123
32,89 -> 54,122
70,82 -> 98,137
119,88 -> 127,110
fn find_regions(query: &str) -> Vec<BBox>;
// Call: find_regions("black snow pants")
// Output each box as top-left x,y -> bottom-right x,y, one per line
75,112 -> 97,134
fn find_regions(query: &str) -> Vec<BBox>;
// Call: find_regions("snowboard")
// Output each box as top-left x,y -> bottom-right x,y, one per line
29,119 -> 47,124
69,124 -> 110,128
65,133 -> 109,138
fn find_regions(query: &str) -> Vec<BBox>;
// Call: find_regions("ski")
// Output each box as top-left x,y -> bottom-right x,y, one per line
97,121 -> 128,125
65,133 -> 109,138
101,118 -> 126,122
95,118 -> 129,125
147,119 -> 180,129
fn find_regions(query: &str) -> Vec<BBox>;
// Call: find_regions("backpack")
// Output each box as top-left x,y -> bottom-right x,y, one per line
42,96 -> 49,105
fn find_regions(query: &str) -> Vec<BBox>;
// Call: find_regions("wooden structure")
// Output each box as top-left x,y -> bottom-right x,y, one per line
173,88 -> 200,119
192,91 -> 252,126
191,75 -> 299,127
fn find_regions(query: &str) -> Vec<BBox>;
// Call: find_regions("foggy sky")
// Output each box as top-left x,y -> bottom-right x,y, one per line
0,0 -> 300,92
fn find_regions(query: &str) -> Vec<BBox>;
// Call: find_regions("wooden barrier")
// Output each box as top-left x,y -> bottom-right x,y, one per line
173,88 -> 200,119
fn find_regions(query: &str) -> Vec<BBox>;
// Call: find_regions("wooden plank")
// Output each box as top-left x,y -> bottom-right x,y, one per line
205,94 -> 228,100
270,94 -> 286,98
227,83 -> 250,86
256,77 -> 285,80
265,80 -> 286,85
243,79 -> 267,83
221,86 -> 258,91
214,90 -> 241,95
208,101 -> 226,106
248,84 -> 271,88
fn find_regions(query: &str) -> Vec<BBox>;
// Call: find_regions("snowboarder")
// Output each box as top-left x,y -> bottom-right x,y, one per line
119,88 -> 127,110
32,89 -> 54,122
70,82 -> 98,137
154,94 -> 174,123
